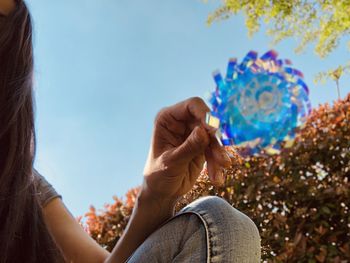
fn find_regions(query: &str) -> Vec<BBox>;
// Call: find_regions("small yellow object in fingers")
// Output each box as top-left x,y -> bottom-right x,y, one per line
205,112 -> 223,146
205,112 -> 220,129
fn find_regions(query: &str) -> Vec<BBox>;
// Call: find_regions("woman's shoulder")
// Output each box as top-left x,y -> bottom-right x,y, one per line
33,169 -> 62,207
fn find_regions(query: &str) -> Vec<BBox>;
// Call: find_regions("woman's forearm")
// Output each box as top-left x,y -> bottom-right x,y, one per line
105,191 -> 176,263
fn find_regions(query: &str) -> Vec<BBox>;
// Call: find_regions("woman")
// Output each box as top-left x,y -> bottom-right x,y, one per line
0,0 -> 261,262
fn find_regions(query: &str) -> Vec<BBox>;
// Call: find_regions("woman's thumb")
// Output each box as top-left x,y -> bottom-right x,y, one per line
171,126 -> 209,162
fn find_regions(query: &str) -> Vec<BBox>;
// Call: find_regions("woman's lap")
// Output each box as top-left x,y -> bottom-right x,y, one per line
127,196 -> 261,263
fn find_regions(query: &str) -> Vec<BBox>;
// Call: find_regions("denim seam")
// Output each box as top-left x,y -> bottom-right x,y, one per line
127,210 -> 213,263
171,211 -> 211,263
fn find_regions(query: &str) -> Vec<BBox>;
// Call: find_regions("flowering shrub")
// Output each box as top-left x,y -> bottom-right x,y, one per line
82,94 -> 350,262
82,187 -> 140,251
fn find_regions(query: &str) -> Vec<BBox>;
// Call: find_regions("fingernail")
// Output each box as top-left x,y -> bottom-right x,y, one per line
220,172 -> 226,185
216,170 -> 226,186
215,170 -> 222,183
227,151 -> 235,158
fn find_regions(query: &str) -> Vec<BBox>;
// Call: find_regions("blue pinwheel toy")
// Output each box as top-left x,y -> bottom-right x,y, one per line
207,50 -> 312,155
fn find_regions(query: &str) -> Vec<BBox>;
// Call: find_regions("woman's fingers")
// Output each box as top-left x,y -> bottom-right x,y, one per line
171,126 -> 210,163
166,97 -> 212,127
205,148 -> 223,186
206,153 -> 223,186
205,135 -> 231,186
209,135 -> 232,168
153,97 -> 231,187
189,154 -> 206,185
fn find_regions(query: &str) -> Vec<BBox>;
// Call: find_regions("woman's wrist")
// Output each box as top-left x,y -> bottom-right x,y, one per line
107,188 -> 178,263
136,188 -> 177,221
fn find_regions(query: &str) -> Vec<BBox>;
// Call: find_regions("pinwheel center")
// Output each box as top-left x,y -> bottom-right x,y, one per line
258,90 -> 276,111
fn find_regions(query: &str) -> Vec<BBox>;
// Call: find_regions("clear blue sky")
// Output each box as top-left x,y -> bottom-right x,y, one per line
28,0 -> 350,217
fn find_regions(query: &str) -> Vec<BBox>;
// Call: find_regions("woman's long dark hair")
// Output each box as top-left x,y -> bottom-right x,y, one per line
0,1 -> 64,262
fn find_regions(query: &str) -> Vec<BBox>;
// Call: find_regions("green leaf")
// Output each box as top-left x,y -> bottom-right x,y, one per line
321,206 -> 331,214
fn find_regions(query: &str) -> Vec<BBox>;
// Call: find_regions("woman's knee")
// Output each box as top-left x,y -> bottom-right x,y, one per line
180,196 -> 261,262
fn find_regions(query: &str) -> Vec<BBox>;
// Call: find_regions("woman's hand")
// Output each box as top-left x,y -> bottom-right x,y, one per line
141,97 -> 232,206
108,97 -> 232,263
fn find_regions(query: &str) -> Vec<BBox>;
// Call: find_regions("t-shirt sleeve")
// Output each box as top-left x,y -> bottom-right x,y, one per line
33,169 -> 62,207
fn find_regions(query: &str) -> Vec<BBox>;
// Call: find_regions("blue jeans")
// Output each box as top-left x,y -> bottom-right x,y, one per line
127,196 -> 261,262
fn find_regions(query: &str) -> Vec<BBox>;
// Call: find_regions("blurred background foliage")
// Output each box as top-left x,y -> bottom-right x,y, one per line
81,94 -> 350,262
208,0 -> 350,97
208,0 -> 350,59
